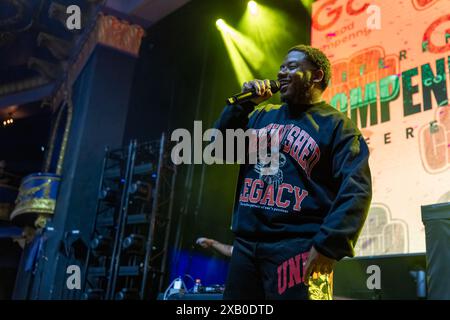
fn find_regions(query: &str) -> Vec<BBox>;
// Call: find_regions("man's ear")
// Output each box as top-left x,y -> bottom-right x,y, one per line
312,69 -> 324,83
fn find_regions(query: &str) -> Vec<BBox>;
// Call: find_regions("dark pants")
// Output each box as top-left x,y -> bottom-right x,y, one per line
223,237 -> 313,300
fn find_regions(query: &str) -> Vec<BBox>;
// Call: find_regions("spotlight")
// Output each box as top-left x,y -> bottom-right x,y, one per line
81,288 -> 104,300
129,181 -> 152,201
90,235 -> 112,256
216,19 -> 226,29
248,1 -> 259,16
3,114 -> 14,126
122,234 -> 145,255
99,187 -> 118,205
115,288 -> 139,300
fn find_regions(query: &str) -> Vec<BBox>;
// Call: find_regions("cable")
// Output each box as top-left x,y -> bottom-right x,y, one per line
162,276 -> 187,300
183,274 -> 196,293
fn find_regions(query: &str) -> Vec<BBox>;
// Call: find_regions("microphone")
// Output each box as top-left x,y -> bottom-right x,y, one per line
226,80 -> 281,105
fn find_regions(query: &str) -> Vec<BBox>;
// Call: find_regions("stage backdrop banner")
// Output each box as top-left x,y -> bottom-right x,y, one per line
311,0 -> 450,256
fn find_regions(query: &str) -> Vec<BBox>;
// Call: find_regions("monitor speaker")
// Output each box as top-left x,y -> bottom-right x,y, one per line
422,202 -> 450,300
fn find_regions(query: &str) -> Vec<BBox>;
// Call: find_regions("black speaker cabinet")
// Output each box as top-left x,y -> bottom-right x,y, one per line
422,202 -> 450,300
333,253 -> 426,300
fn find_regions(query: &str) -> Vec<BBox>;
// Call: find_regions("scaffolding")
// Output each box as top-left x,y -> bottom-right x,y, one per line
82,134 -> 176,299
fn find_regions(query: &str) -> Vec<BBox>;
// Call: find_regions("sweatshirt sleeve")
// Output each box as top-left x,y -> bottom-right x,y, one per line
214,102 -> 256,132
312,119 -> 372,261
213,102 -> 257,163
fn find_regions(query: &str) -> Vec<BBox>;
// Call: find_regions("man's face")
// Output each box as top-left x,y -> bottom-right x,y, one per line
277,50 -> 317,104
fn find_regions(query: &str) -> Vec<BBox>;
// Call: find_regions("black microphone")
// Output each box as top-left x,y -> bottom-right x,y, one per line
226,80 -> 281,105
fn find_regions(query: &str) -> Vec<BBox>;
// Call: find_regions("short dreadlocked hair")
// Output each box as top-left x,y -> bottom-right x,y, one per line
288,44 -> 331,91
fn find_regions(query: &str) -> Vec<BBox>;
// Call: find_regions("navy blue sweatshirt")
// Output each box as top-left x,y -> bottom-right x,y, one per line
214,101 -> 372,260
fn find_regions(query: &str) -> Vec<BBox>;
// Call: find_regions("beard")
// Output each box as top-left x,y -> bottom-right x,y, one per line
281,75 -> 314,105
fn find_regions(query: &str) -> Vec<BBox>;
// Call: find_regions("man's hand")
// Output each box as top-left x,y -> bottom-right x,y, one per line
302,246 -> 336,283
196,237 -> 215,249
242,79 -> 273,105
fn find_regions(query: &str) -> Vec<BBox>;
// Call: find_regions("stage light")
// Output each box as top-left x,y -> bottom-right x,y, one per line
216,19 -> 226,29
215,19 -> 264,69
216,19 -> 257,85
3,113 -> 14,127
122,234 -> 145,255
81,289 -> 104,300
90,235 -> 112,256
129,181 -> 152,201
239,2 -> 296,75
248,1 -> 259,16
99,187 -> 118,205
115,288 -> 139,300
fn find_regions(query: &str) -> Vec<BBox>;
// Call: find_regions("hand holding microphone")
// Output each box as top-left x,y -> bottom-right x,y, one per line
226,79 -> 280,105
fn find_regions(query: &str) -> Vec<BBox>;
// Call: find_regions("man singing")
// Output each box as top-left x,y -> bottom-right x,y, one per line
214,44 -> 372,300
